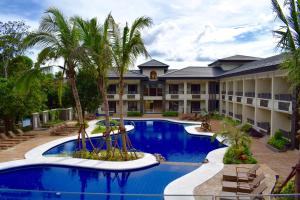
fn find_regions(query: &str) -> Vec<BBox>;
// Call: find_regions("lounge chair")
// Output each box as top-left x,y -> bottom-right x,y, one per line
220,182 -> 267,200
222,173 -> 265,193
0,133 -> 24,142
16,129 -> 36,138
8,131 -> 29,141
223,164 -> 260,182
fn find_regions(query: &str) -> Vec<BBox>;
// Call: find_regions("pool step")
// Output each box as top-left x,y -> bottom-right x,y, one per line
160,161 -> 201,167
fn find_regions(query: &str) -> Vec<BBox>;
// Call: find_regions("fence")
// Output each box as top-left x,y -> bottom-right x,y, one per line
0,189 -> 299,200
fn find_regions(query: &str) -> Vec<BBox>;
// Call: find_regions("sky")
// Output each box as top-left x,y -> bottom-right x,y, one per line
0,0 -> 283,69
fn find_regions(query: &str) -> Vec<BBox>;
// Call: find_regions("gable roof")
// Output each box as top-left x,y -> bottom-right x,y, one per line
138,59 -> 169,68
159,66 -> 224,79
208,55 -> 262,66
219,54 -> 285,77
108,70 -> 147,79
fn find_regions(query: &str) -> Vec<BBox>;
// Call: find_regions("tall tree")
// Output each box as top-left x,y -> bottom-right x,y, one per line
111,16 -> 152,159
75,15 -> 114,155
0,21 -> 29,78
23,8 -> 88,150
272,0 -> 300,193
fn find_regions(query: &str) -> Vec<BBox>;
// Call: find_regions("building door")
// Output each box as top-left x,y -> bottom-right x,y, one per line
144,100 -> 162,113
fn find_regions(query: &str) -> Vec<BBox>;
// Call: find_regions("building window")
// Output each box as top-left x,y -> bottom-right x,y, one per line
128,84 -> 138,94
128,101 -> 138,111
108,84 -> 117,94
169,101 -> 179,111
169,84 -> 179,94
150,71 -> 157,80
191,84 -> 201,94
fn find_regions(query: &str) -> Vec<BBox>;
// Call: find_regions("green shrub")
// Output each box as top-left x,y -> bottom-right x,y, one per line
210,112 -> 224,120
223,145 -> 257,164
127,111 -> 142,117
162,111 -> 178,117
224,117 -> 241,126
268,137 -> 288,150
274,129 -> 284,140
49,109 -> 60,121
91,125 -> 118,134
280,179 -> 295,199
44,119 -> 63,126
240,123 -> 252,133
268,129 -> 288,150
72,149 -> 143,161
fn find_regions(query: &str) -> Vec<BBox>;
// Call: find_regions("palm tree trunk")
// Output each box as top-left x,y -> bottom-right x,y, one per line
119,77 -> 128,159
69,75 -> 86,150
98,76 -> 112,154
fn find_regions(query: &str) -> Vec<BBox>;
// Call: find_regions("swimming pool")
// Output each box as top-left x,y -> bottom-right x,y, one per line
44,120 -> 224,163
0,164 -> 197,200
0,120 -> 225,199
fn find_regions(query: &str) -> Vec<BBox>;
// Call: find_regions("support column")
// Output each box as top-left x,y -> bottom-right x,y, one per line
42,111 -> 49,124
205,81 -> 209,112
254,77 -> 258,127
184,81 -> 187,114
32,113 -> 40,130
67,108 -> 73,121
270,75 -> 275,135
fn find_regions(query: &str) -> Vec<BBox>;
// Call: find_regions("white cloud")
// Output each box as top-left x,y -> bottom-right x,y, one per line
0,0 -> 284,69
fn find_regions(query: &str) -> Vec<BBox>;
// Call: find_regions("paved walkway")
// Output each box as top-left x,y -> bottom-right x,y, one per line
250,136 -> 299,182
0,129 -> 78,163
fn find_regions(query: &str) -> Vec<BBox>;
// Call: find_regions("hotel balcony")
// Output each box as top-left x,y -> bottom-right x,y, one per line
274,100 -> 292,114
107,93 -> 141,101
256,108 -> 271,132
244,105 -> 255,125
235,114 -> 242,121
247,118 -> 255,125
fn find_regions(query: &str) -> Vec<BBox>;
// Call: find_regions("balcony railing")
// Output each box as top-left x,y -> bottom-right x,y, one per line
222,109 -> 226,114
107,95 -> 115,99
235,91 -> 243,96
170,95 -> 179,99
257,93 -> 271,99
246,98 -> 253,104
247,118 -> 254,125
221,91 -> 226,94
245,92 -> 255,97
222,95 -> 225,100
260,99 -> 269,107
228,96 -> 233,101
236,97 -> 242,103
127,94 -> 136,99
235,114 -> 242,121
228,91 -> 233,95
275,94 -> 292,101
192,95 -> 201,99
229,112 -> 233,117
257,122 -> 270,131
278,102 -> 290,111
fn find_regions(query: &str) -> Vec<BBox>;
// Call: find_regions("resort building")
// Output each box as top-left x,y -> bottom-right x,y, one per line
106,54 -> 297,148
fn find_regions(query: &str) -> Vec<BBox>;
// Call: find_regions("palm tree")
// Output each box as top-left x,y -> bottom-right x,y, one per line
110,16 -> 152,159
75,15 -> 114,156
271,0 -> 300,193
23,7 -> 88,150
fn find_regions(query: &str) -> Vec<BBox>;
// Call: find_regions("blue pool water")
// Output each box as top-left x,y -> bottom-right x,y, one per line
0,120 -> 225,199
45,120 -> 224,163
0,164 -> 197,200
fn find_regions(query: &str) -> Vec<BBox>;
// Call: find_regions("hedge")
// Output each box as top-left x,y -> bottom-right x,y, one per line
127,111 -> 143,117
162,111 -> 178,117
